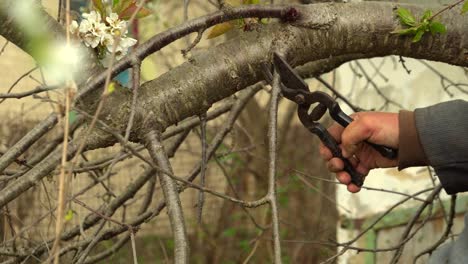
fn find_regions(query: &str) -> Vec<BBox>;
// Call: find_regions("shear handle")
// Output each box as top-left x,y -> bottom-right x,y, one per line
309,123 -> 365,187
327,104 -> 399,160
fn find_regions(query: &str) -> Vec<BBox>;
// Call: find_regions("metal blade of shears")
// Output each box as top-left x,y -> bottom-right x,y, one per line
273,52 -> 310,98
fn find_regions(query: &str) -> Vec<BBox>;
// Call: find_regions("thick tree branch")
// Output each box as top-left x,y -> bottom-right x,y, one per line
89,2 -> 468,147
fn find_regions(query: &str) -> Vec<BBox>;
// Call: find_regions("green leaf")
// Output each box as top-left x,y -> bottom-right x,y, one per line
206,22 -> 234,39
279,195 -> 289,206
239,240 -> 250,252
222,227 -> 237,237
396,7 -> 416,27
113,0 -> 120,7
421,9 -> 432,22
429,21 -> 447,34
419,21 -> 430,32
462,1 -> 468,14
65,210 -> 74,221
113,0 -> 133,14
391,27 -> 418,35
260,18 -> 269,24
165,239 -> 174,250
107,82 -> 116,94
412,29 -> 425,42
118,3 -> 153,20
92,0 -> 106,17
68,110 -> 77,124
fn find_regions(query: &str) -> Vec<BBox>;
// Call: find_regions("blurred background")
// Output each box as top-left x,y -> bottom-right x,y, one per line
0,0 -> 466,263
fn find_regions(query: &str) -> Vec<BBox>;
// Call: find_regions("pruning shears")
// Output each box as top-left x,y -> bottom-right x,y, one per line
265,52 -> 398,187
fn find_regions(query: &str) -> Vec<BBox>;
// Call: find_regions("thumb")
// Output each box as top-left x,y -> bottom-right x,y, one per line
341,114 -> 374,158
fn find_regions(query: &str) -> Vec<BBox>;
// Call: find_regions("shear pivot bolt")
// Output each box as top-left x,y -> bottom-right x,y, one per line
295,94 -> 305,104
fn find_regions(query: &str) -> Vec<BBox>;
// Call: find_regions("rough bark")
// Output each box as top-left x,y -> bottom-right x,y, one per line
1,2 -> 467,150
0,0 -> 466,213
89,2 -> 468,146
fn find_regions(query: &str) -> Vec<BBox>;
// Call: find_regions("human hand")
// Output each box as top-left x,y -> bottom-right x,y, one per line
319,112 -> 399,193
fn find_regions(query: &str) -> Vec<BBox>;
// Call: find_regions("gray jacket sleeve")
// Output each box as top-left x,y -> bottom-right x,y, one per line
415,100 -> 468,194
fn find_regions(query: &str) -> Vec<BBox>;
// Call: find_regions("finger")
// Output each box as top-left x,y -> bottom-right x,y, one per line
347,184 -> 361,193
336,171 -> 351,185
327,122 -> 345,143
327,158 -> 344,172
336,172 -> 363,192
347,156 -> 370,176
341,114 -> 373,158
319,143 -> 333,161
355,163 -> 370,176
348,156 -> 359,167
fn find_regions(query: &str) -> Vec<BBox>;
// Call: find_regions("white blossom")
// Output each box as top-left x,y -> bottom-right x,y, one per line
68,10 -> 137,66
82,10 -> 102,24
106,13 -> 128,36
70,20 -> 79,34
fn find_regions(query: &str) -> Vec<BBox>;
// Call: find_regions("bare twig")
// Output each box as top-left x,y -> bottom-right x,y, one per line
399,56 -> 412,74
295,174 -> 352,214
0,40 -> 8,56
182,29 -> 205,57
412,194 -> 457,264
320,187 -> 436,264
145,131 -> 189,263
315,76 -> 363,112
367,58 -> 389,83
242,238 -> 261,264
125,61 -> 142,142
130,230 -> 139,264
420,60 -> 468,96
0,67 -> 38,104
389,185 -> 443,264
0,85 -> 59,99
268,70 -> 282,264
197,114 -> 208,224
50,84 -> 73,264
429,0 -> 465,20
355,61 -> 403,109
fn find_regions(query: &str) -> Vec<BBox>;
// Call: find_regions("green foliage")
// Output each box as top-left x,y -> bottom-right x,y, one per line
277,185 -> 289,206
165,238 -> 174,251
216,143 -> 244,171
222,227 -> 237,237
429,21 -> 447,35
206,0 -> 268,39
462,1 -> 468,14
396,7 -> 416,27
94,0 -> 152,19
92,0 -> 106,17
239,239 -> 250,252
207,22 -> 234,39
106,82 -> 116,95
64,209 -> 74,221
118,3 -> 153,20
393,7 -> 446,43
68,110 -> 77,124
